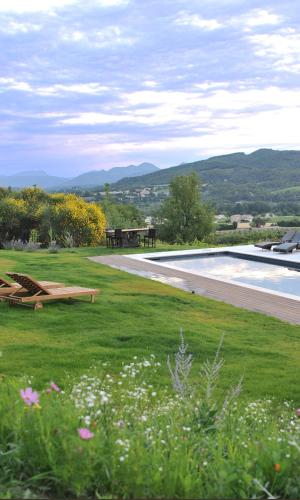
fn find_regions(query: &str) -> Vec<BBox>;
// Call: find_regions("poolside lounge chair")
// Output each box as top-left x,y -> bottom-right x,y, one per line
0,275 -> 64,296
5,272 -> 99,310
254,230 -> 295,250
273,232 -> 300,253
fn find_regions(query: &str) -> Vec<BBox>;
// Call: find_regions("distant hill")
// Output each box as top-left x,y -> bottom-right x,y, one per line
62,162 -> 159,189
111,149 -> 300,205
0,171 -> 68,190
0,162 -> 159,190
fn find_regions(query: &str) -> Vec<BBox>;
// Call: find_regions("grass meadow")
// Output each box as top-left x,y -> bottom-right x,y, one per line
0,244 -> 300,497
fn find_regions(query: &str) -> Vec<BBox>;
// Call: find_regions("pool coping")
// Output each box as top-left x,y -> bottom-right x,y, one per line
90,245 -> 300,324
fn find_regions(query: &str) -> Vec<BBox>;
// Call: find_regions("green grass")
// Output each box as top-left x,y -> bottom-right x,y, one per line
0,244 -> 300,401
1,364 -> 300,498
2,359 -> 300,499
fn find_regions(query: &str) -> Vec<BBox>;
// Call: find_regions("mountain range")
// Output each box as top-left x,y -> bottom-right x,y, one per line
2,150 -> 300,209
0,162 -> 159,190
111,149 -> 300,207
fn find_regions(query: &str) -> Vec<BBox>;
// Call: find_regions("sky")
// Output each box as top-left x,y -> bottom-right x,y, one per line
0,0 -> 300,176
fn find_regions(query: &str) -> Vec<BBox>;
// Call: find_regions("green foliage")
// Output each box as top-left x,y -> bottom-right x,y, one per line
0,347 -> 299,498
111,149 -> 300,215
206,228 -> 287,246
158,173 -> 214,243
277,218 -> 300,227
50,194 -> 106,247
0,246 -> 299,403
101,184 -> 145,229
0,188 -> 106,247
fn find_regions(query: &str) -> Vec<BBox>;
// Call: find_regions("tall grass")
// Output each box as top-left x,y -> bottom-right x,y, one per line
0,334 -> 299,498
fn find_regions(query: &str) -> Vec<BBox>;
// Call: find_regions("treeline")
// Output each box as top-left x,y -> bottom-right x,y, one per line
0,187 -> 106,247
218,200 -> 300,216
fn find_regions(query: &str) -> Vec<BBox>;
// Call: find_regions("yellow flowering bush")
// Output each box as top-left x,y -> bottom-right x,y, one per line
50,194 -> 106,246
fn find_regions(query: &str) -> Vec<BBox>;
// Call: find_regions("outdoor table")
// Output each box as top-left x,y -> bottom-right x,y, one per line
106,228 -> 149,248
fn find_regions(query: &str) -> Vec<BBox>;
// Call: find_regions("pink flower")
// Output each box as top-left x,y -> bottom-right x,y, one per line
20,387 -> 39,407
296,408 -> 300,417
50,382 -> 61,393
78,428 -> 94,440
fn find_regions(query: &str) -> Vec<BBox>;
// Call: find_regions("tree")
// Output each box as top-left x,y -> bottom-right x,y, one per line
158,173 -> 214,243
101,184 -> 145,229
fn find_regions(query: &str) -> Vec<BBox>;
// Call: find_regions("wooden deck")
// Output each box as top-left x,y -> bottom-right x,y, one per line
90,255 -> 300,325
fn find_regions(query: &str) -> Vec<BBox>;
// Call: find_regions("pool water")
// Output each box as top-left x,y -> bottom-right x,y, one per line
151,253 -> 300,297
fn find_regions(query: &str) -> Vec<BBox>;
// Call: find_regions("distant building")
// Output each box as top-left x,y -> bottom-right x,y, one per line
230,214 -> 253,224
236,221 -> 251,229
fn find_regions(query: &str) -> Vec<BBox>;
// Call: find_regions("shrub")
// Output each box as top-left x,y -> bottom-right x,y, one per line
50,194 -> 106,247
0,334 -> 299,498
0,189 -> 106,248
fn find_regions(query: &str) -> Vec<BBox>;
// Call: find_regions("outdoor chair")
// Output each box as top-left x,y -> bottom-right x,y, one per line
105,230 -> 113,248
254,230 -> 295,250
111,228 -> 123,248
0,275 -> 64,296
273,231 -> 300,253
143,228 -> 156,248
5,272 -> 99,310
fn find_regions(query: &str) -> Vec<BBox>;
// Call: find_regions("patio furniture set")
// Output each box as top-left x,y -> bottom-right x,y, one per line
105,227 -> 156,248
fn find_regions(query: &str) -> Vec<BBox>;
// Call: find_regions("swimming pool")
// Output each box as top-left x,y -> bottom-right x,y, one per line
148,252 -> 300,298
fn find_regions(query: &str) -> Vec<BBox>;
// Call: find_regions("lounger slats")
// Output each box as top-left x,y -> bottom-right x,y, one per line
6,272 -> 50,295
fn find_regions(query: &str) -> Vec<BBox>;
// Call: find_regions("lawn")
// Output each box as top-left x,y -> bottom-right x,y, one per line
0,244 -> 300,401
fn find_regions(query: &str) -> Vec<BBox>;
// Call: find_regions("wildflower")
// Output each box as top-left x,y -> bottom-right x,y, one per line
78,428 -> 94,440
20,388 -> 39,407
50,382 -> 61,393
296,409 -> 300,417
274,463 -> 281,473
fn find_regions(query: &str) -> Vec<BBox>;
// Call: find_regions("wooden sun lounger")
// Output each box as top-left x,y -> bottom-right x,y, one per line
5,273 -> 99,310
0,275 -> 64,296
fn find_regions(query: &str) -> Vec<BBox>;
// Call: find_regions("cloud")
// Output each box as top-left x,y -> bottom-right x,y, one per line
0,0 -> 128,13
173,8 -> 284,35
55,86 -> 300,149
60,25 -> 136,47
0,20 -> 42,34
0,0 -> 77,13
248,29 -> 300,73
0,78 -> 109,95
0,77 -> 32,92
95,0 -> 129,6
174,11 -> 222,31
0,0 -> 299,173
236,9 -> 284,30
36,83 -> 110,96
